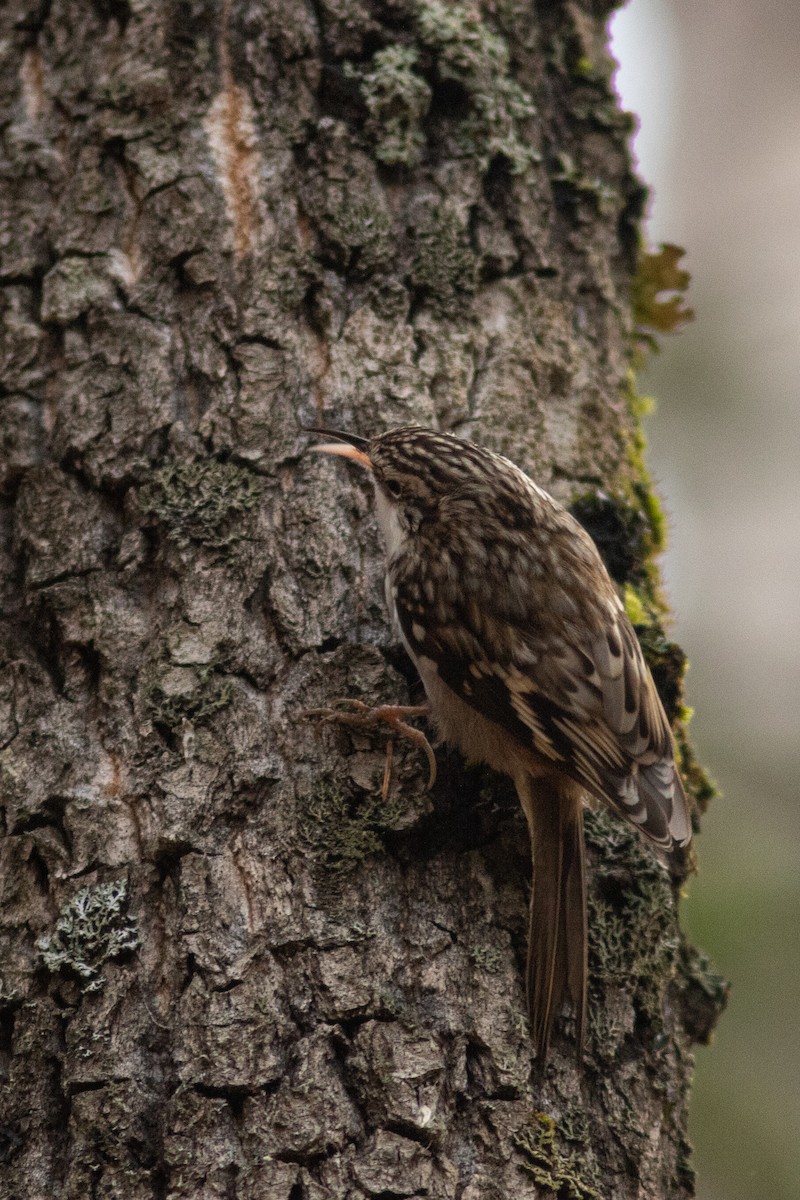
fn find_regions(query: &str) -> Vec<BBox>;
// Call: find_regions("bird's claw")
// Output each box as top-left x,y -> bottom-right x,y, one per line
305,699 -> 436,789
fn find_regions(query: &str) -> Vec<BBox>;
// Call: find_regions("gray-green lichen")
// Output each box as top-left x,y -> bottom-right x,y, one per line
37,879 -> 140,993
145,662 -> 233,731
513,1111 -> 599,1199
351,3 -> 539,175
298,779 -> 405,876
411,203 -> 477,303
417,0 -> 539,173
330,194 -> 394,275
469,943 -> 505,975
584,808 -> 679,1025
301,120 -> 395,274
350,45 -> 432,166
139,459 -> 263,549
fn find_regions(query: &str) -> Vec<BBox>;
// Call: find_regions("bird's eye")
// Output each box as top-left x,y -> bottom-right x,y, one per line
385,478 -> 402,498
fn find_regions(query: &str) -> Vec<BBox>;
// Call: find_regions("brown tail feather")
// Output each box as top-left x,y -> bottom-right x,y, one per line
517,775 -> 587,1063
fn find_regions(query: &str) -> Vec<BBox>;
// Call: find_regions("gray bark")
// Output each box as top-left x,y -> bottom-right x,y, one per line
0,2 -> 724,1198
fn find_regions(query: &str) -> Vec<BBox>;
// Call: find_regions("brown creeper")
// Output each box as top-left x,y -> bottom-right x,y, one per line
311,426 -> 692,1061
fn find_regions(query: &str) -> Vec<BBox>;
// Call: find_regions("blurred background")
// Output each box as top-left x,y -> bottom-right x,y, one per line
610,2 -> 800,1198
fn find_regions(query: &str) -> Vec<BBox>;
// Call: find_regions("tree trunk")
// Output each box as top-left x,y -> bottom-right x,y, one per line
0,2 -> 724,1198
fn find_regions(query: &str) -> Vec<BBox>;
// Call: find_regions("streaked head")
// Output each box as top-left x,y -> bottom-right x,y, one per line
309,426 -> 538,533
309,425 -> 504,504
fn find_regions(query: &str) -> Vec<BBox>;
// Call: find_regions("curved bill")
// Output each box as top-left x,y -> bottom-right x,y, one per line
305,427 -> 372,470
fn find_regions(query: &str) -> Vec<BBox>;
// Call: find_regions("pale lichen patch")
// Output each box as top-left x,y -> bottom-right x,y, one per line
37,879 -> 140,993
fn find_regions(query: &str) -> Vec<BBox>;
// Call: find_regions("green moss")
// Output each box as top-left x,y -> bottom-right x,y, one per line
617,380 -> 719,811
571,378 -> 668,601
298,779 -> 405,876
637,481 -> 667,555
37,879 -> 139,993
145,662 -> 233,731
675,725 -> 719,815
351,45 -> 432,166
628,601 -> 716,814
621,377 -> 714,805
568,379 -> 685,724
620,371 -> 669,557
622,582 -> 647,626
618,581 -> 690,724
569,490 -> 654,589
633,618 -> 687,725
513,1112 -> 599,1199
416,0 -> 539,174
584,808 -> 679,1025
571,374 -> 716,821
139,459 -> 263,549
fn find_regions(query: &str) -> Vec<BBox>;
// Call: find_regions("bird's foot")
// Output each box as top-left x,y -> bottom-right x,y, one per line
305,699 -> 436,789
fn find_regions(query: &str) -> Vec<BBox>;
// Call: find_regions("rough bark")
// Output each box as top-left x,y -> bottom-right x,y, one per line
0,2 -> 724,1198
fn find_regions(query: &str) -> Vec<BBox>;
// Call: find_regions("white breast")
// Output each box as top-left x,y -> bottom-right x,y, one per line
374,484 -> 405,558
373,483 -> 408,644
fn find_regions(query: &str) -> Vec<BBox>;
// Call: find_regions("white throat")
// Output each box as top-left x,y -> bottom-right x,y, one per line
374,483 -> 406,559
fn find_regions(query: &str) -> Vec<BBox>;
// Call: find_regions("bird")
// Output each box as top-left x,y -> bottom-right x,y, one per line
309,425 -> 692,1062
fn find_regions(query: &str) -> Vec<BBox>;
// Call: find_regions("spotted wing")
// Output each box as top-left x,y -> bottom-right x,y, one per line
393,542 -> 691,849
